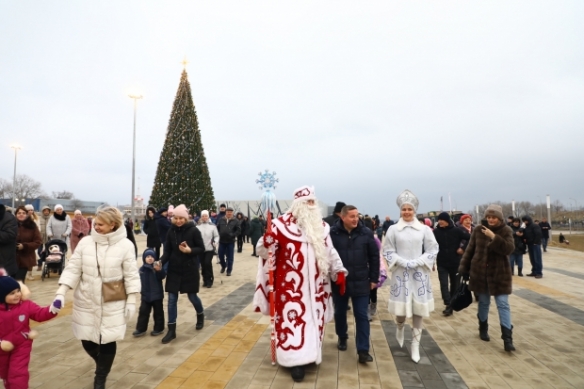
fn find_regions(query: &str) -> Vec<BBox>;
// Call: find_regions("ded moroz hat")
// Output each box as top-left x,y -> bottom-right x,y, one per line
292,185 -> 317,204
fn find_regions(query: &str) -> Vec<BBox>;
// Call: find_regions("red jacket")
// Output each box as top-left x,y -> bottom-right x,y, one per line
0,300 -> 57,388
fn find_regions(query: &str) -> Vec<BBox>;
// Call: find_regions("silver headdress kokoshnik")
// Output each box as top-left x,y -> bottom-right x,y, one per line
396,189 -> 419,212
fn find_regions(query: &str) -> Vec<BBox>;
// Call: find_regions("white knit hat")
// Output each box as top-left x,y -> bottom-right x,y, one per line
201,210 -> 209,217
54,204 -> 64,211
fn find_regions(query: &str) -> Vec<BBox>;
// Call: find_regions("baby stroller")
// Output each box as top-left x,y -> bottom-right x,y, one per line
40,239 -> 68,281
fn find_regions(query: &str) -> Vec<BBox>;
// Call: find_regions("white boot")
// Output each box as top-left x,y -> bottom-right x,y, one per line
411,328 -> 422,363
396,321 -> 405,348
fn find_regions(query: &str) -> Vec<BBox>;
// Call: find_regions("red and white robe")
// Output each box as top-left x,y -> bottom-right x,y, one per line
253,213 -> 346,367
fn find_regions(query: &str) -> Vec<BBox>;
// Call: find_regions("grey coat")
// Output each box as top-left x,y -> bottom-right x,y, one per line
47,214 -> 72,248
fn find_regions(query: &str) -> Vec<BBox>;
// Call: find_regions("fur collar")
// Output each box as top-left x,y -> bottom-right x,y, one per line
18,217 -> 37,229
395,218 -> 424,231
53,212 -> 67,221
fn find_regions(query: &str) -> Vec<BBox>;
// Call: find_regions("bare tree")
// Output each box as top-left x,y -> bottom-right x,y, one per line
0,178 -> 12,199
72,199 -> 84,210
551,200 -> 564,213
12,174 -> 46,199
52,190 -> 75,200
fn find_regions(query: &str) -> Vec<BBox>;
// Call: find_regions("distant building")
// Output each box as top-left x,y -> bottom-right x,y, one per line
0,198 -> 107,214
212,199 -> 329,218
120,193 -> 147,220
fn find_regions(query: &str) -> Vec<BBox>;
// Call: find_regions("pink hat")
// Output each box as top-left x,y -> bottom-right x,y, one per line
173,204 -> 189,219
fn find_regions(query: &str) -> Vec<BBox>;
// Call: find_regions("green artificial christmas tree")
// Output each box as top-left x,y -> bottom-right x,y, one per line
149,69 -> 216,214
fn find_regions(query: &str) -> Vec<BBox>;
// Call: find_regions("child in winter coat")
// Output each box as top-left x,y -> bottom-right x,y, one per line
0,270 -> 61,389
133,249 -> 166,337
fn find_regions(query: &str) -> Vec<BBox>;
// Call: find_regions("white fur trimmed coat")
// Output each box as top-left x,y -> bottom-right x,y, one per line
58,226 -> 140,344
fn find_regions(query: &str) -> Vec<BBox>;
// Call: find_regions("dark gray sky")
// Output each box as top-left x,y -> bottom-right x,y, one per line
1,1 -> 583,216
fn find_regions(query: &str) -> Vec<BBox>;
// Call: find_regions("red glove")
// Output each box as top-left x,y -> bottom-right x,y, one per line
335,272 -> 346,296
263,231 -> 277,248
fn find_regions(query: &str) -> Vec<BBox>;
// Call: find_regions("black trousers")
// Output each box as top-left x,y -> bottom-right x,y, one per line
236,235 -> 244,252
135,299 -> 165,332
201,250 -> 215,286
14,268 -> 28,283
437,265 -> 459,305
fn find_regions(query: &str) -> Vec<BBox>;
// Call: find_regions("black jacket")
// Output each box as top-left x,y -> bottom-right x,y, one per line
155,212 -> 172,244
323,213 -> 340,227
217,217 -> 241,243
139,263 -> 166,303
510,224 -> 526,255
161,222 -> 205,294
522,216 -> 542,245
144,207 -> 161,247
330,220 -> 379,297
0,205 -> 18,276
249,218 -> 264,245
433,220 -> 470,268
538,221 -> 551,239
382,220 -> 394,233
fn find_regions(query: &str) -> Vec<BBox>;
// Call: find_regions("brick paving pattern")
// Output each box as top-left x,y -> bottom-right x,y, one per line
7,234 -> 583,388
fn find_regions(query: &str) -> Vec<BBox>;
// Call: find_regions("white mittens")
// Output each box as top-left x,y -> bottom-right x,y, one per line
125,303 -> 136,320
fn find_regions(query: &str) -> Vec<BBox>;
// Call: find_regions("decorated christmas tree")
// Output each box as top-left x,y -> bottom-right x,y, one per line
149,69 -> 216,213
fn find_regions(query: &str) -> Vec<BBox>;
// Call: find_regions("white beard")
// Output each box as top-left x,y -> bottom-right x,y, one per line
289,201 -> 328,277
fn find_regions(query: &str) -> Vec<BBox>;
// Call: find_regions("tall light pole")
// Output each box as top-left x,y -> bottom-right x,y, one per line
129,94 -> 142,225
10,144 -> 21,209
569,198 -> 576,234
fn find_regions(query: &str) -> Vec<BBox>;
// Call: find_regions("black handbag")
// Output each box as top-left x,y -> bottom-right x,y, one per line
450,277 -> 473,312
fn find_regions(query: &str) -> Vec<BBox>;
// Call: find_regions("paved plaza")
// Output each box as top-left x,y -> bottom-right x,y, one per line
11,236 -> 584,389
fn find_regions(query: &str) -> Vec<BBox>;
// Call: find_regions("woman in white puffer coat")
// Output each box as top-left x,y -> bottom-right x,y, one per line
54,206 -> 140,389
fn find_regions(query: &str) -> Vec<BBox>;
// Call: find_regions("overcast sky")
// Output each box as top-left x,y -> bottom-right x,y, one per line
1,1 -> 583,216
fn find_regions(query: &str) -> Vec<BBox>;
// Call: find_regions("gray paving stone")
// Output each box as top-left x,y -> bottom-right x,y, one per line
546,267 -> 584,280
204,282 -> 255,325
398,370 -> 424,387
439,373 -> 469,389
514,288 -> 584,326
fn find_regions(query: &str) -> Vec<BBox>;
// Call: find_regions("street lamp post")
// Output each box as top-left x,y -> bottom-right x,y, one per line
10,145 -> 21,209
569,198 -> 576,234
128,94 -> 142,226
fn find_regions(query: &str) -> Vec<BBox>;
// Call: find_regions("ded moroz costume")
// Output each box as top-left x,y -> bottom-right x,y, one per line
253,185 -> 347,383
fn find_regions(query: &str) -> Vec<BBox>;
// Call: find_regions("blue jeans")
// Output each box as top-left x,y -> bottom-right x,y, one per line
541,238 -> 549,251
527,244 -> 543,276
509,253 -> 523,269
218,242 -> 235,272
167,292 -> 203,324
478,292 -> 512,329
332,293 -> 370,353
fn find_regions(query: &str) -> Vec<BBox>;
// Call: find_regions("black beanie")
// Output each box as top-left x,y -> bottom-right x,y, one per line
437,212 -> 451,222
334,202 -> 346,214
0,276 -> 20,304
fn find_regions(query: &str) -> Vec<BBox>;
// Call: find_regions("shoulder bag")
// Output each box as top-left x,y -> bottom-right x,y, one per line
96,243 -> 127,302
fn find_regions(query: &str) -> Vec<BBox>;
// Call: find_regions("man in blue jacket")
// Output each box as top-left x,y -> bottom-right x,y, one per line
330,205 -> 379,364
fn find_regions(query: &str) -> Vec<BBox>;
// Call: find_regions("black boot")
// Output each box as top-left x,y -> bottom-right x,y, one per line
94,353 -> 116,389
518,267 -> 523,277
501,325 -> 516,351
162,323 -> 177,344
291,366 -> 305,382
196,313 -> 204,330
84,345 -> 99,365
478,314 -> 490,342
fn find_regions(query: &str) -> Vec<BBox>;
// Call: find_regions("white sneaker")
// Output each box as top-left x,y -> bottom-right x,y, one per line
27,274 -> 35,281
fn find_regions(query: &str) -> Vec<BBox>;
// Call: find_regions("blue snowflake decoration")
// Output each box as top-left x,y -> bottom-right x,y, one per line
256,170 -> 279,214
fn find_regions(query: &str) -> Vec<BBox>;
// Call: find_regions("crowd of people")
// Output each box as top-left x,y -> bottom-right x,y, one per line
0,191 -> 561,387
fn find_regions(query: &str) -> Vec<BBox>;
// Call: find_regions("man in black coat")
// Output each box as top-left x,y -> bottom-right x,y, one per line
323,201 -> 345,227
538,218 -> 551,252
216,207 -> 241,276
382,216 -> 394,235
330,205 -> 379,364
521,215 -> 543,278
433,212 -> 470,316
0,204 -> 18,277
